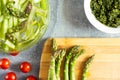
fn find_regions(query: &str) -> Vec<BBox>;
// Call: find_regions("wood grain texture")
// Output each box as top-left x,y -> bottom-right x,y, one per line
39,38 -> 120,80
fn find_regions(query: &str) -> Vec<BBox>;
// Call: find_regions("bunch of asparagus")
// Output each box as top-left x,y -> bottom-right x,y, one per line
48,39 -> 94,80
48,39 -> 66,80
64,46 -> 85,80
0,0 -> 48,52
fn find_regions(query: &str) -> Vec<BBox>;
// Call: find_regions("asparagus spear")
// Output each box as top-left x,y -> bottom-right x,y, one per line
48,38 -> 58,80
48,50 -> 61,80
70,49 -> 85,80
64,46 -> 80,80
56,49 -> 66,80
82,55 -> 95,80
51,38 -> 58,52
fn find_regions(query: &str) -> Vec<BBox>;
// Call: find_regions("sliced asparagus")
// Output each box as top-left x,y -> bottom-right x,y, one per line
0,17 -> 10,41
0,0 -> 48,52
70,49 -> 85,80
56,49 -> 66,80
64,46 -> 80,80
8,16 -> 13,28
21,0 -> 30,12
0,0 -> 1,16
6,1 -> 30,18
13,17 -> 19,27
41,0 -> 47,10
82,55 -> 95,80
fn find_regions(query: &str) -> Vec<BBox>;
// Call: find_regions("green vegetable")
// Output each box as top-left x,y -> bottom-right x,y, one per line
8,16 -> 13,28
22,6 -> 36,40
0,0 -> 49,52
5,39 -> 15,49
48,39 -> 66,80
6,1 -> 29,18
56,49 -> 66,80
48,50 -> 61,80
48,38 -> 58,80
21,0 -> 30,12
0,18 -> 9,40
13,17 -> 19,27
51,38 -> 58,52
91,0 -> 120,28
41,0 -> 48,10
64,46 -> 80,80
82,55 -> 95,80
70,49 -> 85,80
0,1 -> 1,16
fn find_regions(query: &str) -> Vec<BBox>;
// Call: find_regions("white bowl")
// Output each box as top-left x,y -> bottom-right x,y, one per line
84,0 -> 120,33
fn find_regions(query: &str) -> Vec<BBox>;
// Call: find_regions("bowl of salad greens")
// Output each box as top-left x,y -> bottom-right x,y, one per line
0,0 -> 49,53
84,0 -> 120,33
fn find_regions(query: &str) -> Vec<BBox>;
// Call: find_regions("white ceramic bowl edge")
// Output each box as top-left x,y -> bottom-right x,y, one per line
84,0 -> 120,34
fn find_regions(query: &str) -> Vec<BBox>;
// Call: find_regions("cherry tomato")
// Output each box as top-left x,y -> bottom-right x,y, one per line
10,51 -> 19,56
26,75 -> 37,80
0,58 -> 10,69
20,62 -> 31,73
4,72 -> 17,80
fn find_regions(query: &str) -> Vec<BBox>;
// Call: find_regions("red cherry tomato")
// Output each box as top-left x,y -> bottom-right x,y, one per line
10,51 -> 19,56
0,58 -> 10,69
5,72 -> 17,80
26,75 -> 37,80
20,62 -> 31,73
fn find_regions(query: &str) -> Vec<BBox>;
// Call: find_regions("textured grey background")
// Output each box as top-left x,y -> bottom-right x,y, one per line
0,0 -> 120,80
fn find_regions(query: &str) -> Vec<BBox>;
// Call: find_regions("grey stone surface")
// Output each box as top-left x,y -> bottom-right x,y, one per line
0,0 -> 120,80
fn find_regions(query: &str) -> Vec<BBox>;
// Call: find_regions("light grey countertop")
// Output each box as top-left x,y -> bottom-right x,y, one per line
0,0 -> 120,80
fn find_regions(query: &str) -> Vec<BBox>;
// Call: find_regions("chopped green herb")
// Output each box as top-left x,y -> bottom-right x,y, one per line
91,0 -> 120,28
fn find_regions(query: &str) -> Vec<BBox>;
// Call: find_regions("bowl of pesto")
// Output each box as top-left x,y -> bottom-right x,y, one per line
84,0 -> 120,33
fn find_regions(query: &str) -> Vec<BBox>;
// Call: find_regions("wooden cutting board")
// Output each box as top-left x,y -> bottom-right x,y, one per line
39,38 -> 120,80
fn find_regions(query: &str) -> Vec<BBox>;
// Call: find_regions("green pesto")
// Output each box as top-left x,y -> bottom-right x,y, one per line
90,0 -> 120,28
